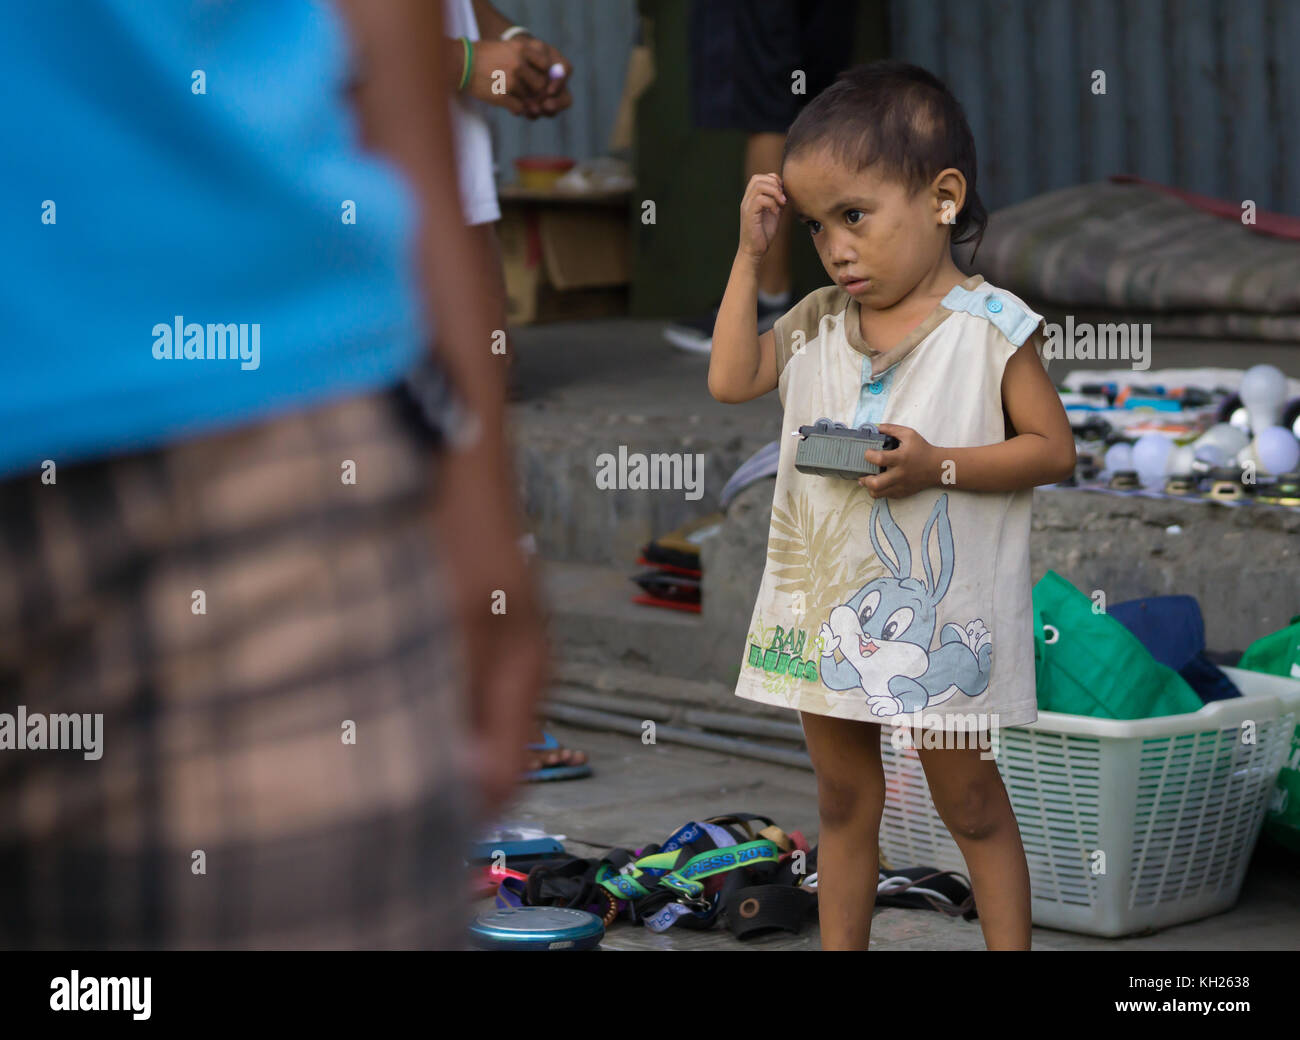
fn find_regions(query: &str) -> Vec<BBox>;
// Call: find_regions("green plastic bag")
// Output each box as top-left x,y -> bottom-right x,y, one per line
1238,614 -> 1300,855
1238,613 -> 1300,681
1031,570 -> 1204,720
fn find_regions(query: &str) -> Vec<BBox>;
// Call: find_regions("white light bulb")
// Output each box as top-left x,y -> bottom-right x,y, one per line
1239,365 -> 1288,434
1104,443 -> 1133,473
1256,426 -> 1300,475
1195,422 -> 1249,459
1193,442 -> 1227,468
1165,444 -> 1197,474
1131,434 -> 1172,487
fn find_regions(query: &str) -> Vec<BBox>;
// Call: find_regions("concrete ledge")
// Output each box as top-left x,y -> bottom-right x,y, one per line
538,483 -> 1300,688
1027,486 -> 1300,649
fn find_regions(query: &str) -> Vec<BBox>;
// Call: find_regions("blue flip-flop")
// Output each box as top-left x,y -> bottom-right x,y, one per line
522,732 -> 593,783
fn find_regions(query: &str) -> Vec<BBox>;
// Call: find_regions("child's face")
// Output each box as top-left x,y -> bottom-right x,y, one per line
782,146 -> 956,310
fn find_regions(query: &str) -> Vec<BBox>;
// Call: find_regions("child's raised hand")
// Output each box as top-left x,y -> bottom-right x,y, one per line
738,173 -> 786,261
858,423 -> 939,499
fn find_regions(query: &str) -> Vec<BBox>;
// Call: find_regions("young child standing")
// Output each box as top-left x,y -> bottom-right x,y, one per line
708,61 -> 1076,951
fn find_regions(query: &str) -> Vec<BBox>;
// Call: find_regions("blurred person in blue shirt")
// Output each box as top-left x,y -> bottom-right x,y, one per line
0,0 -> 548,949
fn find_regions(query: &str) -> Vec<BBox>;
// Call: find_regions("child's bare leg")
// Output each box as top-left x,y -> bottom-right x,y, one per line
800,712 -> 884,950
915,741 -> 1031,950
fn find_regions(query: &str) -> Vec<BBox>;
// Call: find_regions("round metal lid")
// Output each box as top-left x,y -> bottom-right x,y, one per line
468,906 -> 605,949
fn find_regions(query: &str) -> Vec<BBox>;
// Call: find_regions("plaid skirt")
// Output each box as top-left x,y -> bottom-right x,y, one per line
0,384 -> 482,949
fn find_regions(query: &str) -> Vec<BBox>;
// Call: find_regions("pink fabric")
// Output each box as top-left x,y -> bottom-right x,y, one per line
1109,174 -> 1300,241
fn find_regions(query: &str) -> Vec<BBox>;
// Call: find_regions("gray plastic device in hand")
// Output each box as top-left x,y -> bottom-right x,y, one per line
793,418 -> 900,479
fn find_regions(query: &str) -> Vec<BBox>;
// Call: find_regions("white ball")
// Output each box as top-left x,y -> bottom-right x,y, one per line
1256,426 -> 1300,475
1104,443 -> 1133,473
1132,434 -> 1173,486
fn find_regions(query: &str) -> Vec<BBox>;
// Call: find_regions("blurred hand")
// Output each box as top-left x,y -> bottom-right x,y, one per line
468,37 -> 571,119
531,38 -> 572,118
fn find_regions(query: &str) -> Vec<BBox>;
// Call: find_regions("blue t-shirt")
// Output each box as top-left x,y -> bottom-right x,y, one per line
0,0 -> 430,478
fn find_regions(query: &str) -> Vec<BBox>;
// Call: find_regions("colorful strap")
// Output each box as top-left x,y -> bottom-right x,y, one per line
457,37 -> 473,92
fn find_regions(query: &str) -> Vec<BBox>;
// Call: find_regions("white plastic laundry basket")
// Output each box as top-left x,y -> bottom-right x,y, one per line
877,667 -> 1300,937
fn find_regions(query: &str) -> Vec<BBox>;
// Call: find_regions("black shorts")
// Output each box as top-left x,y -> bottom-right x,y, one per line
688,0 -> 858,134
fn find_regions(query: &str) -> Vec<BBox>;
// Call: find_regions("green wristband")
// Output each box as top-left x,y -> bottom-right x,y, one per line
457,36 -> 473,92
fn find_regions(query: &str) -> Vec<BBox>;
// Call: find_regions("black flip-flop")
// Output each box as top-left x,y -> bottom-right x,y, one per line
877,866 -> 978,921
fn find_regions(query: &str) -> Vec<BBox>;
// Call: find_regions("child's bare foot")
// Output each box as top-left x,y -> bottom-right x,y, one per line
524,728 -> 591,778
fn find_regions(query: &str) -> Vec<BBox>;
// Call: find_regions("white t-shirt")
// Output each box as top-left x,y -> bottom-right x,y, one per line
734,274 -> 1050,731
444,0 -> 500,226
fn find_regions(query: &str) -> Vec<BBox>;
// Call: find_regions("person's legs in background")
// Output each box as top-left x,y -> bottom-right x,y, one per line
664,0 -> 856,353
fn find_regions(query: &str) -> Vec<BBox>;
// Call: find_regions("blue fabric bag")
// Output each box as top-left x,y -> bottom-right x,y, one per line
1108,595 -> 1241,704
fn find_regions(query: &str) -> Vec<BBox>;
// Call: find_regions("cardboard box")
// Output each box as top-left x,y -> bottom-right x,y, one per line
497,185 -> 631,325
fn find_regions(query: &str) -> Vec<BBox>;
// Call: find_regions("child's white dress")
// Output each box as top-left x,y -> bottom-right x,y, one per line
733,273 -> 1048,730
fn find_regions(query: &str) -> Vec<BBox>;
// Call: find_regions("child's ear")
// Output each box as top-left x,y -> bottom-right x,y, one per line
931,168 -> 967,230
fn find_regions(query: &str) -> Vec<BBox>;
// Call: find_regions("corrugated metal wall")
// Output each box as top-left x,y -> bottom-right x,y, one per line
891,0 -> 1300,215
477,0 -> 638,183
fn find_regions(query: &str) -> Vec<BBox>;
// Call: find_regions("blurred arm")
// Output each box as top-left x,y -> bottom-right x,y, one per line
332,0 -> 548,817
333,0 -> 508,454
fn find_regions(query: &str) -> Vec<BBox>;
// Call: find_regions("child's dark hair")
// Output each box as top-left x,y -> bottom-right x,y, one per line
783,61 -> 988,257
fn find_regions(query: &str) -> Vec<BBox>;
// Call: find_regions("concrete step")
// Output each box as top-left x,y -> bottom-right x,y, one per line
539,655 -> 810,770
540,558 -> 717,680
507,316 -> 781,570
547,655 -> 793,722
